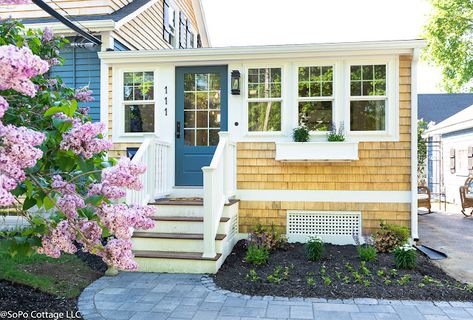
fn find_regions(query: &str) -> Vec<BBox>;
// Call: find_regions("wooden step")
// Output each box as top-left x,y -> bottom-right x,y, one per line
151,216 -> 230,222
133,232 -> 227,241
150,198 -> 240,206
134,250 -> 221,261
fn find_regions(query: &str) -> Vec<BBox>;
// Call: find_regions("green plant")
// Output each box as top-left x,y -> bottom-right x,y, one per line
322,275 -> 332,286
384,279 -> 392,285
305,236 -> 325,261
245,269 -> 260,282
267,265 -> 288,284
345,262 -> 355,273
393,245 -> 417,269
421,275 -> 439,285
374,222 -> 410,253
389,269 -> 398,277
342,276 -> 350,284
397,274 -> 412,285
357,245 -> 377,262
335,271 -> 342,280
352,272 -> 362,283
293,126 -> 310,142
327,122 -> 345,142
248,223 -> 288,251
363,280 -> 371,287
360,261 -> 371,277
377,269 -> 387,278
319,264 -> 327,276
306,276 -> 316,286
245,244 -> 269,265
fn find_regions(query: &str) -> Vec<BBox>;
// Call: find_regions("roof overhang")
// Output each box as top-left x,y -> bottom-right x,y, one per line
191,0 -> 210,47
98,39 -> 426,64
24,19 -> 116,35
424,105 -> 473,136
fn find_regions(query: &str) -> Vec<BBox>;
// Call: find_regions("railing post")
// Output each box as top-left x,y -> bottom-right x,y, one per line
218,132 -> 230,204
202,167 -> 216,258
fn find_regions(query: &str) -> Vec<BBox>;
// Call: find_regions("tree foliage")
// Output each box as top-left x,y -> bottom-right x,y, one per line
423,0 -> 473,92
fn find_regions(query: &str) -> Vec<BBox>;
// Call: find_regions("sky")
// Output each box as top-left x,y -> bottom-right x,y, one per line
201,0 -> 443,93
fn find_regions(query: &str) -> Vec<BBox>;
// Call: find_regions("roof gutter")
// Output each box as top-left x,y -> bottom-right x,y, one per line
31,0 -> 102,45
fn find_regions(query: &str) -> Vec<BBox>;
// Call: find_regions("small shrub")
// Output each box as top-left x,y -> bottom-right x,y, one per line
305,236 -> 325,261
245,269 -> 260,282
327,122 -> 345,142
345,262 -> 355,273
245,244 -> 269,265
360,261 -> 371,276
306,276 -> 316,286
363,280 -> 371,287
397,274 -> 412,285
377,269 -> 387,278
393,244 -> 417,269
248,223 -> 288,251
374,222 -> 410,253
267,266 -> 290,284
322,276 -> 332,286
389,269 -> 398,277
293,126 -> 310,142
342,276 -> 350,284
352,272 -> 362,283
353,232 -> 377,261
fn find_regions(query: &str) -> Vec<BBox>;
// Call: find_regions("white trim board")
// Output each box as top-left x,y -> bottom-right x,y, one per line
236,190 -> 411,203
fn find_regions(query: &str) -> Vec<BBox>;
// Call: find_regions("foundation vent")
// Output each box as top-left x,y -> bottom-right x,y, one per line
287,211 -> 361,245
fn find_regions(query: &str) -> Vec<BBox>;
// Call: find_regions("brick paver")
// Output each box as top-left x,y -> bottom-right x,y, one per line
78,273 -> 473,320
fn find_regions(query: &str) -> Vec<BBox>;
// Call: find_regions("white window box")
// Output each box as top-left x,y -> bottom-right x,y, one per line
275,141 -> 359,161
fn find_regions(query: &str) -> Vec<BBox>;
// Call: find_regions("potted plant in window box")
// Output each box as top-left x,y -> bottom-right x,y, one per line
275,122 -> 359,161
327,122 -> 346,142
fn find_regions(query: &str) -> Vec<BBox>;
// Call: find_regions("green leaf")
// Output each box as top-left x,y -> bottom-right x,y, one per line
44,106 -> 64,117
43,196 -> 55,211
24,179 -> 34,198
22,197 -> 37,211
85,195 -> 104,206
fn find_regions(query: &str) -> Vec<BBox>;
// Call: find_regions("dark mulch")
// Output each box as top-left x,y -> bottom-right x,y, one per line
0,251 -> 106,319
214,240 -> 473,301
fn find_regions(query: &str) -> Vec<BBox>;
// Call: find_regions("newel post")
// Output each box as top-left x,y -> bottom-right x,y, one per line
202,166 -> 216,258
218,131 -> 230,203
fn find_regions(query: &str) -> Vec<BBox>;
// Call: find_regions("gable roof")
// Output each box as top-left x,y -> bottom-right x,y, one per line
424,103 -> 473,136
418,93 -> 473,124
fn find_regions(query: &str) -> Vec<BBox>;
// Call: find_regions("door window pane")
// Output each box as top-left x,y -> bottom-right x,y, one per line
298,101 -> 332,131
350,100 -> 385,131
248,101 -> 281,132
125,104 -> 154,132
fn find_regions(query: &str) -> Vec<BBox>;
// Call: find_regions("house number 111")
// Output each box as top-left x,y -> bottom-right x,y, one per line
164,86 -> 168,116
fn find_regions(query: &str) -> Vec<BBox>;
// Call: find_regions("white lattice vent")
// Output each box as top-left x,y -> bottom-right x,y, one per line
287,211 -> 361,245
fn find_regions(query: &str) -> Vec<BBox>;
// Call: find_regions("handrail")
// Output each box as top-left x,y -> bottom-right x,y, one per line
202,132 -> 236,258
126,135 -> 171,206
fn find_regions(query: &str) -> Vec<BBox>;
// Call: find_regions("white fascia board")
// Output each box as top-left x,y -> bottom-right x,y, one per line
237,190 -> 412,203
191,0 -> 211,47
24,20 -> 116,34
98,39 -> 426,64
424,119 -> 473,136
115,0 -> 159,29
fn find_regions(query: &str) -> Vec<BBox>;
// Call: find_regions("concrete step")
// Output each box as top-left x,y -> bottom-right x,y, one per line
131,232 -> 227,253
144,216 -> 230,234
134,250 -> 223,273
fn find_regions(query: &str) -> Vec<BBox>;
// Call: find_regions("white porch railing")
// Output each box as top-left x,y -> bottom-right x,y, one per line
202,132 -> 236,258
126,135 -> 171,206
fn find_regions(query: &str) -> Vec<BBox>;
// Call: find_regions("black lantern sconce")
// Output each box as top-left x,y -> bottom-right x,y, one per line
231,70 -> 241,95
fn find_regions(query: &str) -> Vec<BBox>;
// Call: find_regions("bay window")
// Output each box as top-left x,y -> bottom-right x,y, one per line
297,66 -> 334,131
349,64 -> 387,131
123,71 -> 155,133
247,68 -> 282,132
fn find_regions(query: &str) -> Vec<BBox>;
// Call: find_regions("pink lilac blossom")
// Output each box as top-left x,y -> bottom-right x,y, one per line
60,121 -> 112,158
97,204 -> 154,240
36,220 -> 77,258
0,45 -> 49,97
56,194 -> 85,219
74,86 -> 94,102
0,95 -> 8,118
47,58 -> 60,67
77,219 -> 102,250
0,175 -> 15,206
41,27 -> 53,43
101,239 -> 137,271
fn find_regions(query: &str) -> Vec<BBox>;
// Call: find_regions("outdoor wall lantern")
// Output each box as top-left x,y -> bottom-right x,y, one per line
231,70 -> 241,95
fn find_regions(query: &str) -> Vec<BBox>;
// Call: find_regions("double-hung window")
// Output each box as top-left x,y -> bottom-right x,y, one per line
247,67 -> 282,132
349,64 -> 387,131
123,71 -> 155,133
297,66 -> 334,131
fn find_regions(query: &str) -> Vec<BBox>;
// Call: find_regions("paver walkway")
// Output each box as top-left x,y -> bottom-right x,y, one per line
418,205 -> 473,284
79,273 -> 473,320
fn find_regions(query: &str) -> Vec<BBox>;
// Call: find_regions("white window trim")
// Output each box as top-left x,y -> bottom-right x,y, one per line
165,1 -> 179,48
112,66 -> 159,143
244,64 -> 285,136
294,63 -> 336,135
344,57 -> 399,141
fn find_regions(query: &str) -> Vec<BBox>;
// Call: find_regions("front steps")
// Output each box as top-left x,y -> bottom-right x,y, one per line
132,197 -> 239,274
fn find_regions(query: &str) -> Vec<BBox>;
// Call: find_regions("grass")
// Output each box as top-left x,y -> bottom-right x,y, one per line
0,252 -> 101,298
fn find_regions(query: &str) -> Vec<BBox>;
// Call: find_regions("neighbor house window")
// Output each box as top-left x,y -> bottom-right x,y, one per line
247,67 -> 282,132
163,0 -> 177,47
349,64 -> 387,131
298,66 -> 333,131
123,71 -> 154,133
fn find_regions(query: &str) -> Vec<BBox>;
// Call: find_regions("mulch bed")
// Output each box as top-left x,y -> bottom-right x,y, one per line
0,251 -> 106,320
214,240 -> 473,301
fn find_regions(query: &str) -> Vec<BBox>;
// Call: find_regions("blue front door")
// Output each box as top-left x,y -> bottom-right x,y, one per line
175,66 -> 228,186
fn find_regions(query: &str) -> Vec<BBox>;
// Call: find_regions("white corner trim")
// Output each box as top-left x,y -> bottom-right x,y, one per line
100,61 -> 109,136
191,0 -> 211,47
236,190 -> 412,203
115,0 -> 160,29
411,49 -> 420,240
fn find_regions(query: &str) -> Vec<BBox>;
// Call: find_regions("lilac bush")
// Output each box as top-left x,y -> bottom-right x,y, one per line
0,19 -> 154,270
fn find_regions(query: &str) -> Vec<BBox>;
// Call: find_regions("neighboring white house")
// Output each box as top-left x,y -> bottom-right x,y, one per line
424,104 -> 473,205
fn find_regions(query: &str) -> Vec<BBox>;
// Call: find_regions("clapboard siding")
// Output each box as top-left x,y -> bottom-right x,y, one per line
50,45 -> 101,121
0,0 -> 133,19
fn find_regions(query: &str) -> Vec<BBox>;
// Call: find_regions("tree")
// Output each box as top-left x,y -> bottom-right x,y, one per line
0,19 -> 154,270
423,0 -> 473,92
417,120 -> 428,185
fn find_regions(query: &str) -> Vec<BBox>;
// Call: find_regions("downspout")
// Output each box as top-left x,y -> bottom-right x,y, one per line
411,49 -> 420,241
31,0 -> 102,45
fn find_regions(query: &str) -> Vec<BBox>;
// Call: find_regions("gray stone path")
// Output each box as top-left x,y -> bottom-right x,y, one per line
79,273 -> 473,320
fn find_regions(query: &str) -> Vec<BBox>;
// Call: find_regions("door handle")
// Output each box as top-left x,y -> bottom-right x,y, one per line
176,121 -> 181,139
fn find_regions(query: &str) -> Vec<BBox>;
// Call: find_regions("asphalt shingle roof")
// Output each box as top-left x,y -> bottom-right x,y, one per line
418,93 -> 473,124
